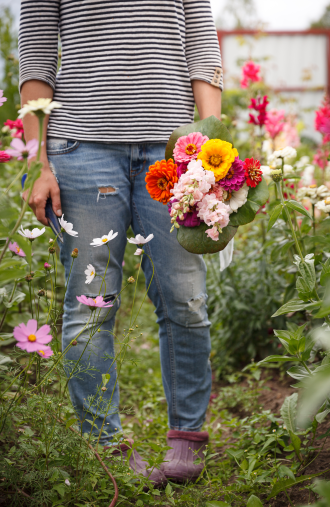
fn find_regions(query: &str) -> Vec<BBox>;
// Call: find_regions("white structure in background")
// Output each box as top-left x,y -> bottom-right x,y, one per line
217,30 -> 330,141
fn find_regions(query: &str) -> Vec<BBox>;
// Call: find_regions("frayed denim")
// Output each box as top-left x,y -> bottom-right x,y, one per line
47,139 -> 211,445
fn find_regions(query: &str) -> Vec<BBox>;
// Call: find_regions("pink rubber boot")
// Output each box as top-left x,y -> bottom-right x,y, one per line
105,440 -> 167,488
160,430 -> 209,482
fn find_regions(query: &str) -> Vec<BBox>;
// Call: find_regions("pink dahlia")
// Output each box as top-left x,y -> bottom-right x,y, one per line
76,295 -> 113,309
173,132 -> 209,163
8,241 -> 26,257
218,157 -> 245,192
13,319 -> 53,353
265,109 -> 286,139
240,61 -> 261,89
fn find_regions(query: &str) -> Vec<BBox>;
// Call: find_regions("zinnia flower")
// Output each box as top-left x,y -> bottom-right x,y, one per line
18,98 -> 62,119
176,162 -> 188,178
8,241 -> 26,257
5,138 -> 39,161
59,215 -> 78,237
0,151 -> 11,163
248,96 -> 269,126
316,197 -> 330,213
240,61 -> 261,89
265,109 -> 286,139
85,264 -> 96,284
173,132 -> 209,163
90,230 -> 118,247
13,319 -> 53,353
0,90 -> 7,107
145,159 -> 178,204
224,184 -> 249,213
4,119 -> 24,139
76,295 -> 113,309
273,146 -> 297,162
218,157 -> 245,192
18,226 -> 45,240
197,139 -> 238,181
127,233 -> 154,245
244,158 -> 262,187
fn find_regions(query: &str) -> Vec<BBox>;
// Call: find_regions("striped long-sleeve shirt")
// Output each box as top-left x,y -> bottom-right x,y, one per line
19,0 -> 223,143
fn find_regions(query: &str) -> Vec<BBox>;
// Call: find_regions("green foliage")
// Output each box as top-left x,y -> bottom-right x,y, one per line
177,223 -> 237,254
0,7 -> 20,125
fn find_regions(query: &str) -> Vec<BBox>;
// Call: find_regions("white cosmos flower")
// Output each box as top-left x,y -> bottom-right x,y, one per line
127,234 -> 154,245
84,264 -> 96,284
316,197 -> 330,213
18,226 -> 45,239
18,98 -> 62,119
134,248 -> 143,256
225,184 -> 249,214
59,215 -> 78,237
90,230 -> 118,247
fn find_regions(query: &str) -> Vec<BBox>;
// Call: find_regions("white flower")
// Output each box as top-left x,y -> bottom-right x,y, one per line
316,197 -> 330,213
295,156 -> 310,169
273,146 -> 297,162
134,248 -> 143,256
65,479 -> 71,486
262,140 -> 272,158
283,164 -> 293,175
297,185 -> 330,205
300,165 -> 315,186
59,215 -> 78,237
18,226 -> 45,239
18,98 -> 62,119
127,234 -> 154,245
260,165 -> 272,176
84,264 -> 96,284
90,230 -> 118,247
225,184 -> 249,213
267,153 -> 282,169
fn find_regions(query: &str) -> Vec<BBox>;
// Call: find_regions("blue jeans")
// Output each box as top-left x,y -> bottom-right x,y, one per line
47,139 -> 211,445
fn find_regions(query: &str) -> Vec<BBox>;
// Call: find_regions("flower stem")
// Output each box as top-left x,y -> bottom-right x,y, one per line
277,182 -> 304,262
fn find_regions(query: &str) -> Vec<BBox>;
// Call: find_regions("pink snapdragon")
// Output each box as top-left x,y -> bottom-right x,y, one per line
173,132 -> 209,163
197,194 -> 230,241
4,119 -> 24,139
315,97 -> 330,136
13,319 -> 53,354
240,61 -> 261,89
265,109 -> 286,139
0,90 -> 7,107
76,295 -> 113,310
5,138 -> 39,160
8,241 -> 26,257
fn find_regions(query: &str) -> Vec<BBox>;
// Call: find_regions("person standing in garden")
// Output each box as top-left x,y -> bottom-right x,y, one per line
19,0 -> 222,485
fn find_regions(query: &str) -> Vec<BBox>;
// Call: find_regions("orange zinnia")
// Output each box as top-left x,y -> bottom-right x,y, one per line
145,159 -> 178,205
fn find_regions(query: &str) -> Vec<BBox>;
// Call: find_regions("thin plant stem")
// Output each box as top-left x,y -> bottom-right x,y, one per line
277,182 -> 304,262
0,280 -> 17,332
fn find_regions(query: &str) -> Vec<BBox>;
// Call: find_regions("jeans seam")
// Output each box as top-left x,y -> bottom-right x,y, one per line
169,424 -> 203,431
131,197 -> 179,428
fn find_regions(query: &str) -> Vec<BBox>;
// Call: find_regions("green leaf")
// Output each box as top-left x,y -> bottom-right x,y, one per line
52,484 -> 65,497
258,355 -> 300,364
289,431 -> 302,457
206,502 -> 231,507
246,495 -> 263,507
267,471 -> 327,500
0,207 -> 18,220
24,161 -> 43,189
165,483 -> 173,496
102,373 -> 110,386
176,223 -> 237,254
229,177 -> 269,227
315,408 -> 330,423
0,266 -> 27,285
65,418 -> 77,429
320,259 -> 330,286
165,115 -> 234,160
280,393 -> 298,433
286,200 -> 312,219
272,298 -> 321,317
278,465 -> 295,481
267,204 -> 283,231
296,277 -> 313,301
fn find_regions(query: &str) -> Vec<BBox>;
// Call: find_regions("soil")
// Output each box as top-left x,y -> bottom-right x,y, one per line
212,371 -> 330,507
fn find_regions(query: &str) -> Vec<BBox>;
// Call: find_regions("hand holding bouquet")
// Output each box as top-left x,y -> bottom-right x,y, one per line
146,117 -> 269,254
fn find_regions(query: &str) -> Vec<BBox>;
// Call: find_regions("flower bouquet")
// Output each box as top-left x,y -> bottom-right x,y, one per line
145,116 -> 269,254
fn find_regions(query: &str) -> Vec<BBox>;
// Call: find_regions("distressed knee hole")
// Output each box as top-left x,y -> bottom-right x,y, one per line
97,186 -> 118,201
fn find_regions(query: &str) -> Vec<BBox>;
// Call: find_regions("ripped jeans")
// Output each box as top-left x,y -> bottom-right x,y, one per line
47,138 -> 211,444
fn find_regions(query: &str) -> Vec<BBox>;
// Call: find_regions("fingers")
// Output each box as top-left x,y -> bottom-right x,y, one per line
34,194 -> 48,226
50,183 -> 62,217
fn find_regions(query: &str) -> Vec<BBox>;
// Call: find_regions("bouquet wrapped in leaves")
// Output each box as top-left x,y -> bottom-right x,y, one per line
145,116 -> 269,254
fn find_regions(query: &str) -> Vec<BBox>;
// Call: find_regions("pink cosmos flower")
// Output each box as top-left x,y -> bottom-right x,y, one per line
218,157 -> 245,192
240,61 -> 261,89
76,295 -> 113,309
13,319 -> 53,353
8,241 -> 26,257
4,119 -> 24,139
0,151 -> 11,163
37,347 -> 53,358
173,132 -> 209,163
5,138 -> 39,160
265,109 -> 286,139
0,90 -> 7,107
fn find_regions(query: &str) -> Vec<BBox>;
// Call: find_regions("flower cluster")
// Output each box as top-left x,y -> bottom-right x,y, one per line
145,131 -> 262,241
248,96 -> 269,127
315,97 -> 330,138
240,61 -> 261,89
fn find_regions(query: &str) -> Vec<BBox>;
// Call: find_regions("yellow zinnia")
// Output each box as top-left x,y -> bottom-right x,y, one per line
197,139 -> 238,181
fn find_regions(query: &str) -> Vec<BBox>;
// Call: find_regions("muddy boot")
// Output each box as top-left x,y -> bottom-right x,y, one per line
160,430 -> 209,482
105,439 -> 167,489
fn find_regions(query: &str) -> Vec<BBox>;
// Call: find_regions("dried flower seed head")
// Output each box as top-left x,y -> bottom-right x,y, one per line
48,246 -> 56,254
127,276 -> 135,284
25,272 -> 34,282
71,248 -> 79,258
38,289 -> 45,297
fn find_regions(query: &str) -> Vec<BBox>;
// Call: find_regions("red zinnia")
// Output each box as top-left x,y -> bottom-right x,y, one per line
244,158 -> 262,188
0,151 -> 11,163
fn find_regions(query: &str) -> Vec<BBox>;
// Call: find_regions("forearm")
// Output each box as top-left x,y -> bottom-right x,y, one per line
192,80 -> 221,120
21,80 -> 53,164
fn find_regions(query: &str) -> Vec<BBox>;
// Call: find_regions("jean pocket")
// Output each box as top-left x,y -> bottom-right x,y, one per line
47,137 -> 80,155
